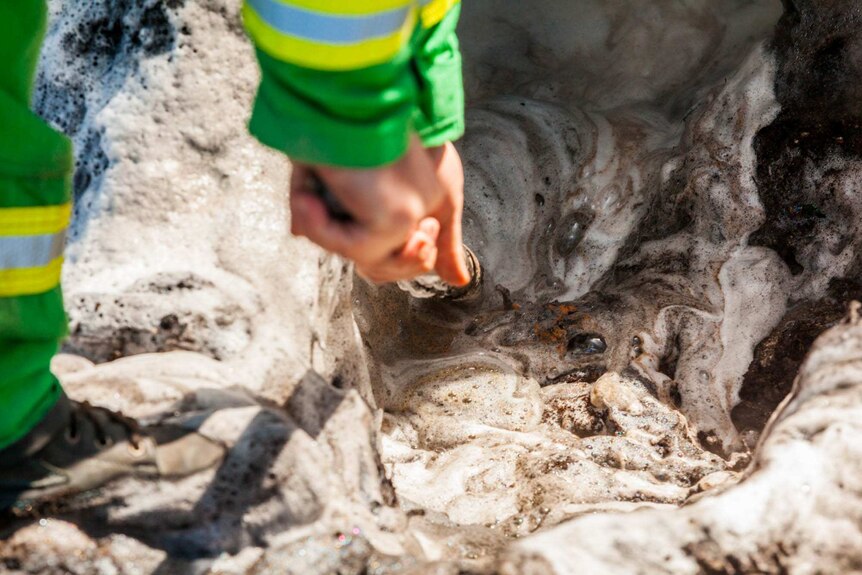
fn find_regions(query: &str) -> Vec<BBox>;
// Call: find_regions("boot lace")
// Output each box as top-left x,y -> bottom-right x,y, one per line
67,401 -> 145,450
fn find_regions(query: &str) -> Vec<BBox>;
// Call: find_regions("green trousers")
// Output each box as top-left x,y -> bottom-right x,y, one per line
0,0 -> 72,450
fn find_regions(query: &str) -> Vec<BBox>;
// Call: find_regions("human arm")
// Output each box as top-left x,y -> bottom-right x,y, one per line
242,0 -> 470,285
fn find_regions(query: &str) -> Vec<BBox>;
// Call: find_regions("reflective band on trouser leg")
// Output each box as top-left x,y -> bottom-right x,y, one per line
242,0 -> 417,71
0,203 -> 71,235
0,203 -> 69,297
0,0 -> 70,452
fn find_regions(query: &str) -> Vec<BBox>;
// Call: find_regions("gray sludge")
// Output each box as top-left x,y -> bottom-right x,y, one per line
2,1 -> 861,574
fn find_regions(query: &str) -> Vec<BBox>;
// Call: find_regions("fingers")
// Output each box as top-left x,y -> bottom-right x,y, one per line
287,140 -> 470,288
289,166 -> 408,264
290,163 -> 441,283
356,248 -> 436,284
289,172 -> 362,251
429,143 -> 471,286
357,218 -> 440,284
291,142 -> 439,265
434,202 -> 471,287
410,218 -> 441,258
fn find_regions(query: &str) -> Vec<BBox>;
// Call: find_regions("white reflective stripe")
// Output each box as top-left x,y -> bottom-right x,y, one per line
0,232 -> 66,271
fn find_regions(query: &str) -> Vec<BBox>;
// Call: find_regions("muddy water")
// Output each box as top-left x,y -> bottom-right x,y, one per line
352,3 -> 790,556
348,3 -> 862,570
354,100 -> 722,553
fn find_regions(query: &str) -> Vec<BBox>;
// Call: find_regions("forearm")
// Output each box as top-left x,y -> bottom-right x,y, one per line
240,0 -> 469,285
242,0 -> 464,168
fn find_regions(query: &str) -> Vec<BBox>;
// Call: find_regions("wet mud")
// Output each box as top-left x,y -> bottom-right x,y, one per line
4,0 -> 862,573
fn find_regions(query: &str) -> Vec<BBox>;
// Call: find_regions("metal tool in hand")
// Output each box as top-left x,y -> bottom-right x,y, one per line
308,173 -> 482,301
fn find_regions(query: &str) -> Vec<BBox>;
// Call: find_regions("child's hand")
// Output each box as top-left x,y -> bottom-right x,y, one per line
289,139 -> 471,286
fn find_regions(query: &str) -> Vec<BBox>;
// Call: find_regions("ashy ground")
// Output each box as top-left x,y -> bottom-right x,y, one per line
2,1 -> 862,573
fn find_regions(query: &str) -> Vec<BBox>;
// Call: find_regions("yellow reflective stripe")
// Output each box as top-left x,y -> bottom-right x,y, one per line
0,203 -> 72,237
420,0 -> 458,28
0,256 -> 63,297
275,0 -> 412,16
243,2 -> 416,71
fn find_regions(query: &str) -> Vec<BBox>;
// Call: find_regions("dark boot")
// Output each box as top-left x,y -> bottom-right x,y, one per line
0,392 -> 224,512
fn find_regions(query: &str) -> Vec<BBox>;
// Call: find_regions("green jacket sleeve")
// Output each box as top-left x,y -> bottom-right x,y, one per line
242,0 -> 464,169
248,46 -> 418,168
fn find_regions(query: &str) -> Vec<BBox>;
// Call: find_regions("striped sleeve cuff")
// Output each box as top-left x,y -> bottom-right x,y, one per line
242,0 -> 417,72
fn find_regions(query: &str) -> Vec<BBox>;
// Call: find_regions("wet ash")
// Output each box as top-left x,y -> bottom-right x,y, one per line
35,0 -> 186,217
